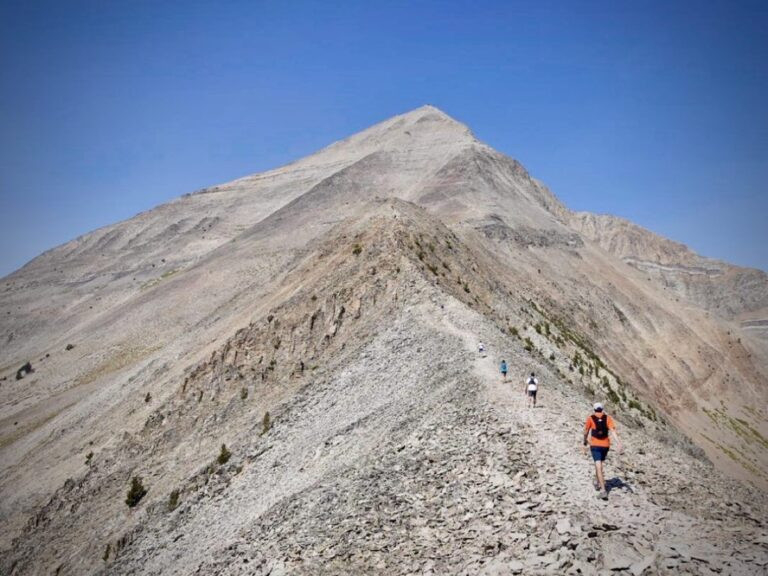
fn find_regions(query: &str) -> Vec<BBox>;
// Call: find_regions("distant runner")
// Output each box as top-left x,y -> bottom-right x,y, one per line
478,342 -> 486,355
500,359 -> 508,381
582,402 -> 623,500
525,372 -> 538,408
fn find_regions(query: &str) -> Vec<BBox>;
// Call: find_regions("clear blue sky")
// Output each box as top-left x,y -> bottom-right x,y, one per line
1,0 -> 766,276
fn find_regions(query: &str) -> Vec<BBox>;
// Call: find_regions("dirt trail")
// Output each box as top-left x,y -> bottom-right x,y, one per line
441,310 -> 768,575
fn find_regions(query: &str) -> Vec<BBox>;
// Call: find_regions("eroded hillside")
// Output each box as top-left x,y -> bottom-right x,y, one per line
1,107 -> 767,575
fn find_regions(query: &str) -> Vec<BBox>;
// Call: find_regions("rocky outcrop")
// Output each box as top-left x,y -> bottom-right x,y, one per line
570,212 -> 768,321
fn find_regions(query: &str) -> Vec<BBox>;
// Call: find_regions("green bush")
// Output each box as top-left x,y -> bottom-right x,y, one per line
524,337 -> 534,352
352,244 -> 362,256
217,444 -> 231,465
126,476 -> 147,508
168,489 -> 180,512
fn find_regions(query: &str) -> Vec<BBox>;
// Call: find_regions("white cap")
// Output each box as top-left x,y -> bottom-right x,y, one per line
593,402 -> 604,411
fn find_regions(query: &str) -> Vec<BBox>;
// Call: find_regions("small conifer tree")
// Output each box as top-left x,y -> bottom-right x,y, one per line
126,476 -> 147,508
217,443 -> 231,465
168,489 -> 180,511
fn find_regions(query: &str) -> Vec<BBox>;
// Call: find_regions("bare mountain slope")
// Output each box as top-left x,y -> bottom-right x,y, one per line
1,107 -> 767,575
571,212 -> 768,324
3,201 -> 767,575
0,106 -> 474,361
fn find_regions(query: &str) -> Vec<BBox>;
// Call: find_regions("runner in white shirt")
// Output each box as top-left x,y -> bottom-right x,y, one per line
525,372 -> 538,408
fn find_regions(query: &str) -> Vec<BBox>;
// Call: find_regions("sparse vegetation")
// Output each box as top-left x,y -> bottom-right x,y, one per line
510,326 -> 519,338
197,389 -> 203,402
65,343 -> 75,351
524,337 -> 534,352
262,411 -> 271,435
168,489 -> 180,511
703,407 -> 768,449
352,244 -> 362,256
463,283 -> 470,293
85,451 -> 94,465
549,352 -> 555,361
217,443 -> 231,465
240,387 -> 248,400
125,476 -> 147,508
144,392 -> 151,403
103,543 -> 111,562
605,385 -> 621,405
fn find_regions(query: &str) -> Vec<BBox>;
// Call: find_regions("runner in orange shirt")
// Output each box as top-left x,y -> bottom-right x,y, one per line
582,402 -> 623,500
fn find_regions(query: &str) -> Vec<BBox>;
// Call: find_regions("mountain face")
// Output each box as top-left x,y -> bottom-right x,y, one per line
1,106 -> 767,575
570,212 -> 768,324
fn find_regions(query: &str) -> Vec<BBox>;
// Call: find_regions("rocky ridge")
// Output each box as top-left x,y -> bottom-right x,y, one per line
1,107 -> 767,574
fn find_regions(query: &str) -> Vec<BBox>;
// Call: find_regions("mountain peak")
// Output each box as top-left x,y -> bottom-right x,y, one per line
395,104 -> 471,132
346,104 -> 476,148
402,103 -> 455,119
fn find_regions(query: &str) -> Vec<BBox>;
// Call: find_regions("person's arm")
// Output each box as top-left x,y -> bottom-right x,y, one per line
582,421 -> 590,454
611,428 -> 623,452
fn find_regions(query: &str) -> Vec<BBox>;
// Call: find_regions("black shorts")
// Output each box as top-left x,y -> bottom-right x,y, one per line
590,446 -> 609,461
527,389 -> 537,398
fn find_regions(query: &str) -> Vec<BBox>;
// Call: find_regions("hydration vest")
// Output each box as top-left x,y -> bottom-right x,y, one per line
591,415 -> 609,440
